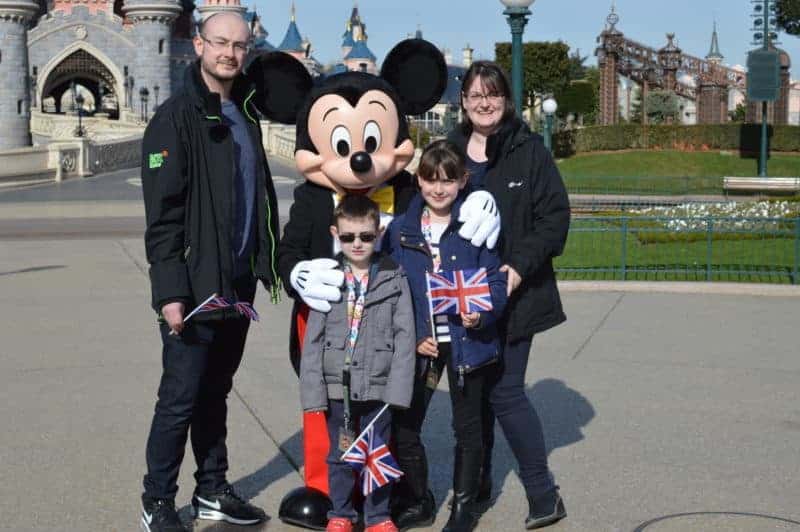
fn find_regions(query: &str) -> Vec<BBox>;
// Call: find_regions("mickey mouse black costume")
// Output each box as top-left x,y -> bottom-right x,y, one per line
250,39 -> 500,530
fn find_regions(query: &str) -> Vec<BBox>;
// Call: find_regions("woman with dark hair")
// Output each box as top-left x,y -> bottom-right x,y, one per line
447,60 -> 570,530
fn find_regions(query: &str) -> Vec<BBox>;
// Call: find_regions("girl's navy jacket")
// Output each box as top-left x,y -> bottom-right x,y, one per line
384,193 -> 508,379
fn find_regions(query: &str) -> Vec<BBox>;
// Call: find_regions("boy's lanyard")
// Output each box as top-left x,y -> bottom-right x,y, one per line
421,207 -> 442,272
342,264 -> 369,434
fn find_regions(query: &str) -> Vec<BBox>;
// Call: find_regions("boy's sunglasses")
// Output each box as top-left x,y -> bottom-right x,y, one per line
338,232 -> 377,243
418,174 -> 460,184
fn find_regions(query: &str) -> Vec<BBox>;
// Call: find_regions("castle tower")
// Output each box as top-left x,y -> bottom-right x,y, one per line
0,0 -> 40,149
698,22 -> 727,124
278,2 -> 305,61
343,33 -> 376,74
197,0 -> 245,22
705,21 -> 723,65
123,0 -> 182,110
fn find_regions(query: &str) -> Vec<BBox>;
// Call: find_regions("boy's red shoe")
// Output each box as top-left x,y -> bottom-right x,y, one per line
326,517 -> 353,532
365,520 -> 398,532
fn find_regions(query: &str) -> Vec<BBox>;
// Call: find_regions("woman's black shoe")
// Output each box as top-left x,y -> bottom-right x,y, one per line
394,490 -> 435,531
525,488 -> 566,529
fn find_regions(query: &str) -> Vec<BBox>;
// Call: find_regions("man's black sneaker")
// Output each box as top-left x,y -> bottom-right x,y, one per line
140,498 -> 188,532
192,486 -> 267,525
525,488 -> 566,530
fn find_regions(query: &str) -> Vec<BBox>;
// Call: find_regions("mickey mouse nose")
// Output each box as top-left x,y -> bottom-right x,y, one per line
350,151 -> 372,173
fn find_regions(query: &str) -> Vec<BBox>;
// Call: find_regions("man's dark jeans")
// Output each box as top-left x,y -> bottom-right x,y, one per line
143,276 -> 256,500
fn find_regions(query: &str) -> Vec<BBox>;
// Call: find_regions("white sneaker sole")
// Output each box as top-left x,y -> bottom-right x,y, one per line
196,508 -> 261,525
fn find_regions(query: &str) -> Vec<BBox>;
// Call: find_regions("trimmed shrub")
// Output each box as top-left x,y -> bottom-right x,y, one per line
554,124 -> 800,157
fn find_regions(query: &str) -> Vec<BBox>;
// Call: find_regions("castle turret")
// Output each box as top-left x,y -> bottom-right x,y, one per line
0,0 -> 40,149
123,0 -> 182,112
197,0 -> 245,22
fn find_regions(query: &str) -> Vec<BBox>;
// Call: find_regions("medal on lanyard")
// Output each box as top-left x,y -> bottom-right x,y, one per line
425,360 -> 439,390
339,265 -> 368,452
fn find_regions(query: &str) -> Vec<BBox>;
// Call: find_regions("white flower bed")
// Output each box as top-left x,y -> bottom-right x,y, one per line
630,201 -> 800,232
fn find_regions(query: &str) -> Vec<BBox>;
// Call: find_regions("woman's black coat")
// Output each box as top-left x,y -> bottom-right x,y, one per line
448,118 -> 570,343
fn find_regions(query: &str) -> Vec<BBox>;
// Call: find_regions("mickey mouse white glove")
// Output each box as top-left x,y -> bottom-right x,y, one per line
458,190 -> 501,249
290,258 -> 345,313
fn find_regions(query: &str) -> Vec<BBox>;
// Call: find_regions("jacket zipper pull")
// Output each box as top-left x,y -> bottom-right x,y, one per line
457,366 -> 465,388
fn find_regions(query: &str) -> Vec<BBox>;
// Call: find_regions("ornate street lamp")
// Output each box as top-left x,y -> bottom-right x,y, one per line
153,84 -> 160,110
74,91 -> 85,137
500,0 -> 535,116
139,87 -> 149,122
542,97 -> 557,153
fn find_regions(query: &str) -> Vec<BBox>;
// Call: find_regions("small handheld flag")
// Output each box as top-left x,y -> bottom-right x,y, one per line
426,268 -> 493,316
340,404 -> 403,495
185,293 -> 260,322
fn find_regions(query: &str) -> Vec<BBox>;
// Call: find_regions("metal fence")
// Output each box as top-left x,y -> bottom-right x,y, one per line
556,215 -> 800,284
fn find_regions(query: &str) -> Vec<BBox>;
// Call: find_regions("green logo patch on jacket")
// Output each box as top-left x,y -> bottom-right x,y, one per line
148,150 -> 168,169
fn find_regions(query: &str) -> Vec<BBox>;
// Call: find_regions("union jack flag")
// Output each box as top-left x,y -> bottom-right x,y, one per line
194,297 -> 260,321
342,425 -> 403,495
426,268 -> 493,316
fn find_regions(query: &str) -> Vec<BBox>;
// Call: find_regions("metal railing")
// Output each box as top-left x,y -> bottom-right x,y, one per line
556,215 -> 800,284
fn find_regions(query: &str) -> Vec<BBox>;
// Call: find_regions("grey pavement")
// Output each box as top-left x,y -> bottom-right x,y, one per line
1,170 -> 800,531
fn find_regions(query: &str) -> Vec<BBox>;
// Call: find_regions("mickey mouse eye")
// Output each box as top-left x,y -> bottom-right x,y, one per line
331,126 -> 351,157
363,121 -> 381,154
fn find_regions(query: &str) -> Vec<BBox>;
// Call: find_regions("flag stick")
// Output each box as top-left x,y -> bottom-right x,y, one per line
339,402 -> 390,460
183,292 -> 218,323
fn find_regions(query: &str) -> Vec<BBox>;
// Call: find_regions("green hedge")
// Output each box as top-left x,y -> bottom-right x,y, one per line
554,124 -> 800,157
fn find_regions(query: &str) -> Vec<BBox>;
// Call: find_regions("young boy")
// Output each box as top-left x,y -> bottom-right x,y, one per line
299,195 -> 416,532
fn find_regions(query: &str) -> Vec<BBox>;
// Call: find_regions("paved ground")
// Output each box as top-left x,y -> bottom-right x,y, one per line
1,170 -> 799,531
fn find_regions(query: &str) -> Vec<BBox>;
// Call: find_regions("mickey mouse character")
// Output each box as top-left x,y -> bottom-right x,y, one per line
250,39 -> 500,530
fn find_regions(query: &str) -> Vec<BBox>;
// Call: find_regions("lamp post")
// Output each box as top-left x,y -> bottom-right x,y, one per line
748,0 -> 781,177
153,84 -> 160,110
500,0 -> 535,117
74,91 -> 85,137
139,87 -> 149,122
542,97 -> 557,153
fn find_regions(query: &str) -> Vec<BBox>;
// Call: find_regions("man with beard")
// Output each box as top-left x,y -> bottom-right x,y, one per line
139,12 -> 279,532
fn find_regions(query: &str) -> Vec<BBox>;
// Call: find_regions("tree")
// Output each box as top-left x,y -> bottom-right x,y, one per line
776,0 -> 800,36
567,49 -> 589,80
495,41 -> 571,111
557,80 -> 596,124
729,103 -> 746,123
644,90 -> 679,124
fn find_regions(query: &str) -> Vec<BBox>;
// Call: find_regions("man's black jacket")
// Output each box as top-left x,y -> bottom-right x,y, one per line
448,118 -> 570,342
141,61 -> 281,313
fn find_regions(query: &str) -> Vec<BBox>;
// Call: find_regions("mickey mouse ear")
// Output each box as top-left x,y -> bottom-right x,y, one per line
248,52 -> 313,124
380,39 -> 447,116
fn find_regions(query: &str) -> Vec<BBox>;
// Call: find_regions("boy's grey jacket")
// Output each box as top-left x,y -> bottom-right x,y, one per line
300,255 -> 415,411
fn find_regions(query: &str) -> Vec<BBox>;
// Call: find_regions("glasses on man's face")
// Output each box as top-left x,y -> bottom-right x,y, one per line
200,34 -> 251,54
338,232 -> 378,244
463,92 -> 504,105
418,174 -> 460,185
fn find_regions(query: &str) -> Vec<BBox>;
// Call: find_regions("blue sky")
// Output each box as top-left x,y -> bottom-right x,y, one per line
245,0 -> 799,79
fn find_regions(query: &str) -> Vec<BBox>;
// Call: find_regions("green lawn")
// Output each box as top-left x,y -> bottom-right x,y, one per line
557,150 -> 800,195
555,218 -> 799,284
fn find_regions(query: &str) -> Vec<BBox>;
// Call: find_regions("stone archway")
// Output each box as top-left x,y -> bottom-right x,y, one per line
39,48 -> 121,119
